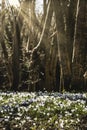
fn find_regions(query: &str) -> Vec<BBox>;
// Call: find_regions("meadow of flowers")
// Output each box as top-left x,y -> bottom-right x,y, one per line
0,91 -> 87,130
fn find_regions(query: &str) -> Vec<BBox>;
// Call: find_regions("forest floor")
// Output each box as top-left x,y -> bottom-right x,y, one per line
0,91 -> 87,130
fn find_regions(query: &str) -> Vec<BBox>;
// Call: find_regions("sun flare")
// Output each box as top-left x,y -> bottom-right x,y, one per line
8,0 -> 20,7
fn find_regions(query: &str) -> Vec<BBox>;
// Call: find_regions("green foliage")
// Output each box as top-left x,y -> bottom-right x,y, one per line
0,92 -> 87,129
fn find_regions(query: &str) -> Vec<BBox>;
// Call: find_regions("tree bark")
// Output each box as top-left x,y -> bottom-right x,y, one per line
72,0 -> 87,90
60,0 -> 77,90
32,0 -> 54,91
52,0 -> 64,92
12,16 -> 21,91
0,0 -> 13,88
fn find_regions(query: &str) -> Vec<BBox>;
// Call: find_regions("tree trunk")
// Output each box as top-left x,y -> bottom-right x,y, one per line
41,0 -> 48,24
0,0 -> 13,88
42,0 -> 54,91
12,16 -> 21,91
49,36 -> 59,91
31,0 -> 53,91
60,0 -> 77,90
72,0 -> 87,90
52,0 -> 72,92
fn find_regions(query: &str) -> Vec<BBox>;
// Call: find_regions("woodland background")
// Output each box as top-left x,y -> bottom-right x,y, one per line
0,0 -> 87,92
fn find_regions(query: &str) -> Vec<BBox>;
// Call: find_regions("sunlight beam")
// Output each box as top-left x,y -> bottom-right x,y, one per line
8,0 -> 20,7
